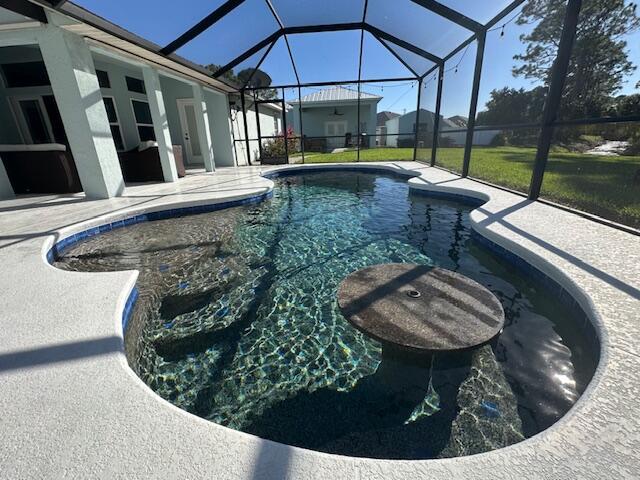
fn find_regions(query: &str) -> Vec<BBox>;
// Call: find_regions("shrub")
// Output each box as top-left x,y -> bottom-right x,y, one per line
262,125 -> 298,158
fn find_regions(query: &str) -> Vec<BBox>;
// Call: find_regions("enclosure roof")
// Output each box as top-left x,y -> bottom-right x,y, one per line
34,0 -> 526,90
290,86 -> 381,104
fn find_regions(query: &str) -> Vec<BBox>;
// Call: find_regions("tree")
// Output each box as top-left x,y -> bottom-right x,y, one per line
204,64 -> 241,86
476,86 -> 548,125
514,0 -> 640,119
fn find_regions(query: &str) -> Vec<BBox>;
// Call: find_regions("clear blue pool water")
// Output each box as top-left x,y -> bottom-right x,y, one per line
55,171 -> 598,459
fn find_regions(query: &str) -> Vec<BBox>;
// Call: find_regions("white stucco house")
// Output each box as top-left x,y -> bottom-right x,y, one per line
288,86 -> 381,151
228,94 -> 284,165
385,109 -> 500,148
0,3 -> 242,199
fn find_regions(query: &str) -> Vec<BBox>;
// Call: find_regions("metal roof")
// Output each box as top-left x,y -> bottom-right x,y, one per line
290,86 -> 381,104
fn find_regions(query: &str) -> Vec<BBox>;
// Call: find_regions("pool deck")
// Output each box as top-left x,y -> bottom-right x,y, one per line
0,162 -> 638,479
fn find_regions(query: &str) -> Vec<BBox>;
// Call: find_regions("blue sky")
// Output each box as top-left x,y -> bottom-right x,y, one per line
78,0 -> 640,118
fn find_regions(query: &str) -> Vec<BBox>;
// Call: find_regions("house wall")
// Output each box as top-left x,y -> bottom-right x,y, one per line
205,89 -> 236,168
385,117 -> 400,147
230,97 -> 283,165
386,109 -> 500,148
92,56 -> 148,151
1,47 -> 237,168
158,75 -> 192,160
440,129 -> 500,147
0,47 -> 151,151
291,101 -> 378,148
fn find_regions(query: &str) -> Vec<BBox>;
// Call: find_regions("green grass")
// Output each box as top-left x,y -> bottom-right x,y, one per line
300,146 -> 640,228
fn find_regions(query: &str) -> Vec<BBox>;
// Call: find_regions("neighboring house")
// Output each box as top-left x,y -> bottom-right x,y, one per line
289,86 -> 381,151
385,109 -> 499,147
228,94 -> 284,165
447,115 -> 468,129
376,111 -> 400,146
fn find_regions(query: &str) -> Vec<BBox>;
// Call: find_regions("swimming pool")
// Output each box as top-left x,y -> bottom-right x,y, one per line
54,171 -> 599,459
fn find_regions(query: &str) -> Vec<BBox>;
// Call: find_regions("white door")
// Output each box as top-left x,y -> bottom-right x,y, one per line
325,120 -> 347,150
177,98 -> 203,165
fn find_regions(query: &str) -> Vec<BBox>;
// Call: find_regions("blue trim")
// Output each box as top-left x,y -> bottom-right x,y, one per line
47,191 -> 272,261
471,230 -> 600,356
263,166 -> 417,180
47,170 -> 599,357
410,188 -> 486,208
122,287 -> 139,332
406,186 -> 599,355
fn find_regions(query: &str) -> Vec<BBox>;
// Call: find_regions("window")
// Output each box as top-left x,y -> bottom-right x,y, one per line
359,122 -> 367,132
103,97 -> 125,151
2,62 -> 50,88
17,98 -> 52,144
131,99 -> 155,142
126,75 -> 145,94
96,69 -> 111,89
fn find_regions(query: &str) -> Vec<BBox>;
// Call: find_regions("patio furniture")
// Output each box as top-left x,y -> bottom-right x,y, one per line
303,137 -> 327,153
0,143 -> 82,194
118,142 -> 185,183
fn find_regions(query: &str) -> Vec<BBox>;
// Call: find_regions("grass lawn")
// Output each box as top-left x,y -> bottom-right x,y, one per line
300,146 -> 640,228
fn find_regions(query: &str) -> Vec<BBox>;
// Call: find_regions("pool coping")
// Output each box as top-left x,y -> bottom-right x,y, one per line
1,162 -> 638,479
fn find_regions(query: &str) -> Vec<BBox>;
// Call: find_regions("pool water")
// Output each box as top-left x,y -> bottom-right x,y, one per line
55,171 -> 598,459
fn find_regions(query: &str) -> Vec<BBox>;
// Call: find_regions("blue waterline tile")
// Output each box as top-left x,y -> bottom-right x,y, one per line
121,287 -> 139,332
46,177 -> 597,355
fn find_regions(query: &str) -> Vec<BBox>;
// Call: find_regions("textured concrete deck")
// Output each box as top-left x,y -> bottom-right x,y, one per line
0,163 -> 639,479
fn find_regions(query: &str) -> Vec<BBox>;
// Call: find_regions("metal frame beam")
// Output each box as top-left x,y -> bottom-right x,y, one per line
356,0 -> 369,162
297,85 -> 305,163
241,77 -> 418,91
364,25 -> 442,64
264,0 -> 301,85
461,31 -> 486,177
410,0 -> 483,32
431,64 -> 444,166
239,91 -> 252,165
214,23 -> 444,82
485,0 -> 527,30
529,0 -> 582,199
374,34 -> 421,78
413,77 -> 423,161
160,0 -> 246,55
213,31 -> 280,78
443,0 -> 525,63
241,37 -> 278,89
285,22 -> 364,35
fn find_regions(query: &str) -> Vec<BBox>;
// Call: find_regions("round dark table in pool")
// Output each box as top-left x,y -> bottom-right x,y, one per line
337,264 -> 505,356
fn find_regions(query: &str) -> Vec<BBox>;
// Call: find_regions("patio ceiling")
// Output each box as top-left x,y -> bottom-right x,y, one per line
39,0 -> 525,89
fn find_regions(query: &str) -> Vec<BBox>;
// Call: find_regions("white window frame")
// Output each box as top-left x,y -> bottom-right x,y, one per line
8,94 -> 55,144
129,98 -> 154,145
103,96 -> 125,152
325,120 -> 347,137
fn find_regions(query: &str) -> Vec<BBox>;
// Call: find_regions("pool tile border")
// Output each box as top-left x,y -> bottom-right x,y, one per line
49,167 -> 600,359
47,191 -> 272,263
411,187 -> 600,356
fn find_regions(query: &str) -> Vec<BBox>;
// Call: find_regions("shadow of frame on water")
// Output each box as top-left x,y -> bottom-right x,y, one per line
241,347 -> 474,460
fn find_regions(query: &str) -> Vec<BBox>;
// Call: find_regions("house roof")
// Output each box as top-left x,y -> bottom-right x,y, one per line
290,86 -> 382,104
377,111 -> 400,126
447,115 -> 469,128
388,109 -> 464,131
